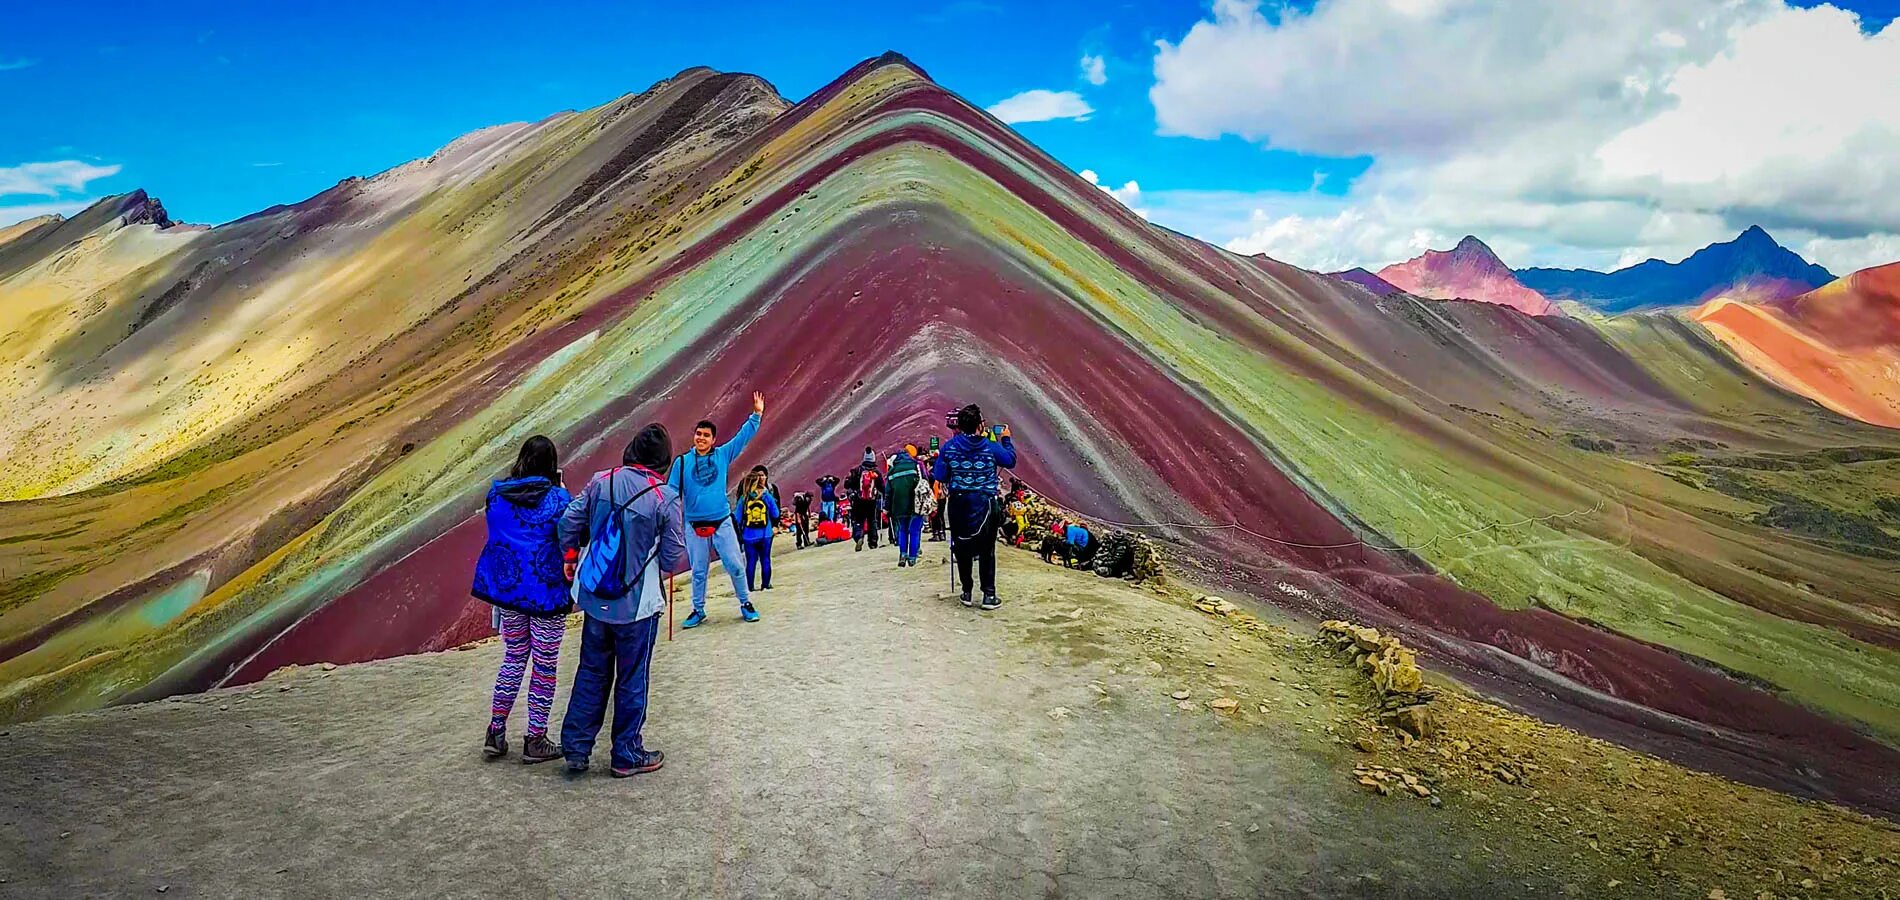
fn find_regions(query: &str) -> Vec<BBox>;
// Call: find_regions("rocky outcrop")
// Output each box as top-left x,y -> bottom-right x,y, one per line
116,190 -> 174,229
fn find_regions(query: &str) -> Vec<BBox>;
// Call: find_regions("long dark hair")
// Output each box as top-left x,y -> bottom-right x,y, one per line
510,435 -> 560,482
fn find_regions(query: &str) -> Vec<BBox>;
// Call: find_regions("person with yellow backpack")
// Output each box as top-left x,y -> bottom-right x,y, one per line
734,468 -> 780,592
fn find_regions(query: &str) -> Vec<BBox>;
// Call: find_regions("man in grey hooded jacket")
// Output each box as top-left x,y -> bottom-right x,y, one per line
558,423 -> 688,777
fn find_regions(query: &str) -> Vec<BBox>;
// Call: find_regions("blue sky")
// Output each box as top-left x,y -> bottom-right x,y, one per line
5,0 -> 1899,273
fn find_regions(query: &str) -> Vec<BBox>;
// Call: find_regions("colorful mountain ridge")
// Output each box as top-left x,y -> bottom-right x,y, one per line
1518,226 -> 1834,312
1375,236 -> 1558,316
1694,262 -> 1900,428
3,54 -> 1899,817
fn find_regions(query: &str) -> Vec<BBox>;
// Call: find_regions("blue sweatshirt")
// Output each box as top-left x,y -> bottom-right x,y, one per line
931,432 -> 1017,495
667,412 -> 761,523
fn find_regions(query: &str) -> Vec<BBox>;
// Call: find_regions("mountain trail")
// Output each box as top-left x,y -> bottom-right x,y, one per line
2,541 -> 1894,898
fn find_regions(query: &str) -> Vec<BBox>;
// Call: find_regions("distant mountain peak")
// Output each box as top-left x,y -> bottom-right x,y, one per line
1516,226 -> 1833,312
1453,234 -> 1495,256
1375,236 -> 1556,316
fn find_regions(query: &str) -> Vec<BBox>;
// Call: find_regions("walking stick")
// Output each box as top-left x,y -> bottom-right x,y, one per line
666,573 -> 675,642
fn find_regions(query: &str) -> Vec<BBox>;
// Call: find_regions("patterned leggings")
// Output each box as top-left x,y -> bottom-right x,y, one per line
490,610 -> 565,737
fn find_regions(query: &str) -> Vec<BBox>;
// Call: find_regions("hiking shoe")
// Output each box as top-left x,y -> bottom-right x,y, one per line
854,540 -> 863,551
980,594 -> 1002,611
483,725 -> 507,758
522,734 -> 561,765
566,757 -> 590,774
611,749 -> 664,778
682,609 -> 707,629
959,590 -> 975,608
740,603 -> 761,623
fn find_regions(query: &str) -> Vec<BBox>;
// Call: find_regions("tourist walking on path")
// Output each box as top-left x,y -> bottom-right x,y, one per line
471,435 -> 575,764
849,448 -> 884,551
886,448 -> 925,567
932,405 -> 1017,609
791,491 -> 813,548
668,393 -> 766,627
816,474 -> 840,522
557,424 -> 687,777
735,469 -> 780,591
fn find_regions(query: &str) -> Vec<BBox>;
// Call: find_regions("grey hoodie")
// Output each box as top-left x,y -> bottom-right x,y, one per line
560,464 -> 688,624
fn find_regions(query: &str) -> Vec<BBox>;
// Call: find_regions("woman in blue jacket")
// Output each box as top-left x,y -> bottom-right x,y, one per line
470,435 -> 574,764
734,468 -> 781,592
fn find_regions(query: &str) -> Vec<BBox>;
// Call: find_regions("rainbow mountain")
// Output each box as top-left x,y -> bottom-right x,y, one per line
2,54 -> 1898,816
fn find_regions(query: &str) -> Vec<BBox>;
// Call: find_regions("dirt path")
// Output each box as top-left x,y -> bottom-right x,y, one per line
1,540 -> 1892,898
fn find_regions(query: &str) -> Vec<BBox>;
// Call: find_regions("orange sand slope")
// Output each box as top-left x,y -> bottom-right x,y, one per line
1694,263 -> 1900,428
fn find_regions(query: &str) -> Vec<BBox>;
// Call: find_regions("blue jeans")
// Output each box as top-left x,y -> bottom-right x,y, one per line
560,614 -> 659,769
686,517 -> 749,613
821,500 -> 837,521
894,514 -> 923,558
743,536 -> 772,590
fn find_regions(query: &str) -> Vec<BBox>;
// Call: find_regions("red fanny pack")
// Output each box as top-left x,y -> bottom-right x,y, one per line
691,520 -> 721,538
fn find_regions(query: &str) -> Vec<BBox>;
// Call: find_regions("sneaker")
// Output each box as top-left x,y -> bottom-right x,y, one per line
522,734 -> 561,765
483,725 -> 507,758
682,609 -> 707,629
959,590 -> 975,608
854,540 -> 863,552
740,602 -> 761,623
980,594 -> 1001,611
611,749 -> 664,778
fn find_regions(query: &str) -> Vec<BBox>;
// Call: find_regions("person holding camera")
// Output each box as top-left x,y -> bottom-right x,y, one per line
931,404 -> 1017,609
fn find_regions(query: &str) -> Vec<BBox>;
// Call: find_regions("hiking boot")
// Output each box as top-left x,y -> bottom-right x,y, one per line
740,602 -> 761,623
566,757 -> 590,774
611,749 -> 664,777
980,594 -> 1002,611
959,590 -> 975,608
522,734 -> 561,765
854,539 -> 863,551
682,609 -> 706,629
483,725 -> 507,758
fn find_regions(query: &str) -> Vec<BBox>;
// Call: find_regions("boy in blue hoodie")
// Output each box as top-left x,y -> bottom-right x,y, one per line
669,391 -> 766,628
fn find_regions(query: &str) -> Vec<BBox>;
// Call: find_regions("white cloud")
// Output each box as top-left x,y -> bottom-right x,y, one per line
1079,169 -> 1149,219
987,89 -> 1094,124
0,58 -> 37,71
0,160 -> 123,198
1080,53 -> 1107,86
1146,0 -> 1900,275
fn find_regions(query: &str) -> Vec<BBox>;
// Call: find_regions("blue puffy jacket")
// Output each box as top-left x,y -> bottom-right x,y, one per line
472,476 -> 575,617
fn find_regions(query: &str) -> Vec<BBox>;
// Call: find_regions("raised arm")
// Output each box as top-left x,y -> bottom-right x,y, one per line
720,411 -> 762,463
994,427 -> 1017,469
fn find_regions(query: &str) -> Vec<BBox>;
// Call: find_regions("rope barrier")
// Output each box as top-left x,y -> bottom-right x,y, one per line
1010,474 -> 1614,556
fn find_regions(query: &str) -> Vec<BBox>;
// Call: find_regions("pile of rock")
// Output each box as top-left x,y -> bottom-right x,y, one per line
1317,620 -> 1437,740
1019,493 -> 1164,582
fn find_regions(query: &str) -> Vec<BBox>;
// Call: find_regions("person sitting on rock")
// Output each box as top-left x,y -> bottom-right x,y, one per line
1063,521 -> 1096,569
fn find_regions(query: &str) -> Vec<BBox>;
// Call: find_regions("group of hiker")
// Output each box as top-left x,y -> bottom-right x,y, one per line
466,396 -> 1020,777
